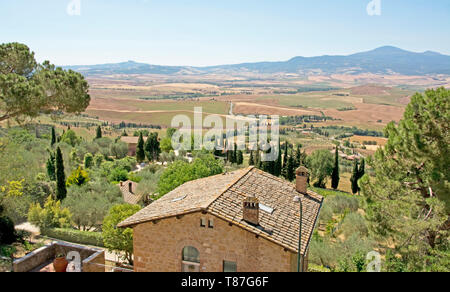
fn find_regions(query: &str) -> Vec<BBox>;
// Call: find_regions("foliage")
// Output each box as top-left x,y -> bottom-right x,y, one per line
0,43 -> 90,123
136,133 -> 146,163
108,168 -> 129,183
63,180 -> 123,231
46,150 -> 56,180
103,204 -> 141,265
0,216 -> 16,244
331,147 -> 340,190
157,154 -> 223,196
144,132 -> 161,162
160,137 -> 173,153
42,228 -> 104,247
350,160 -> 359,195
110,141 -> 128,159
66,166 -> 90,187
28,195 -> 72,229
310,233 -> 375,272
55,147 -> 67,200
1,181 -> 51,224
306,149 -> 334,188
360,87 -> 449,271
95,126 -> 102,139
60,129 -> 81,147
84,153 -> 93,169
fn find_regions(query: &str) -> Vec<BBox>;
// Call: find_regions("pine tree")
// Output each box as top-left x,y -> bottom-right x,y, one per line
331,146 -> 340,190
360,88 -> 450,271
136,132 -> 146,163
55,147 -> 67,201
350,160 -> 359,195
51,127 -> 56,146
96,126 -> 102,139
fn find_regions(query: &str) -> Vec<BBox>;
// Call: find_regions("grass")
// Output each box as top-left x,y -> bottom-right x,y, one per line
310,187 -> 353,198
256,92 -> 355,109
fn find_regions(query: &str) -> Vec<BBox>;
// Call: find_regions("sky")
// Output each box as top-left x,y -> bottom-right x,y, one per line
1,0 -> 450,66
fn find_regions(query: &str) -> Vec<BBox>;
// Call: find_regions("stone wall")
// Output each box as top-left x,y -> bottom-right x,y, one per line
13,241 -> 105,272
132,212 -> 300,272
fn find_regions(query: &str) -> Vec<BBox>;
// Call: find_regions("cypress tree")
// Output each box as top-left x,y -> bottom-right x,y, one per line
237,151 -> 244,165
350,160 -> 360,195
51,127 -> 56,146
96,126 -> 102,139
46,151 -> 56,181
331,146 -> 340,190
286,153 -> 296,182
249,150 -> 255,166
55,147 -> 67,201
282,142 -> 289,169
233,143 -> 238,164
357,158 -> 365,194
256,150 -> 262,169
295,144 -> 302,168
136,132 -> 146,163
274,141 -> 282,176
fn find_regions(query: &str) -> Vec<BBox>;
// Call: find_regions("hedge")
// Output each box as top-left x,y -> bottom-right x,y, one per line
41,228 -> 104,247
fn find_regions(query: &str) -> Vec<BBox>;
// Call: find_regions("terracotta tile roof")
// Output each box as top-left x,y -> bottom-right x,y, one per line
118,167 -> 323,255
119,181 -> 143,205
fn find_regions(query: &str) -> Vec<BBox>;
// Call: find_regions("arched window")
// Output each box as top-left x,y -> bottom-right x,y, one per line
182,246 -> 200,263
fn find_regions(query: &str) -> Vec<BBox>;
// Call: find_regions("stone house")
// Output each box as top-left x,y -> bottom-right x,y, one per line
120,136 -> 147,157
118,166 -> 323,272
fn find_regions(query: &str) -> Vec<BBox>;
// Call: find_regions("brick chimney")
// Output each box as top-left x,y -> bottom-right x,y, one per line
243,196 -> 259,226
296,166 -> 309,194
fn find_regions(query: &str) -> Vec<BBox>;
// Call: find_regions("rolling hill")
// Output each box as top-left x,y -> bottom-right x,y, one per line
64,46 -> 450,76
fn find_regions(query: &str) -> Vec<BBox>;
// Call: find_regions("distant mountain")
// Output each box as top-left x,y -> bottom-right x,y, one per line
64,46 -> 450,76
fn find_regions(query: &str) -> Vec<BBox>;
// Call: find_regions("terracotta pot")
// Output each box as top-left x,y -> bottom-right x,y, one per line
53,257 -> 68,273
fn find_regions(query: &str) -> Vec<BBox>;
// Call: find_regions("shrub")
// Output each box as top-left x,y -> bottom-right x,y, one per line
103,204 -> 141,265
42,228 -> 104,247
340,212 -> 368,238
0,216 -> 16,244
66,166 -> 90,187
326,194 -> 359,214
157,154 -> 223,196
28,195 -> 72,229
63,181 -> 124,231
84,153 -> 94,169
109,168 -> 129,183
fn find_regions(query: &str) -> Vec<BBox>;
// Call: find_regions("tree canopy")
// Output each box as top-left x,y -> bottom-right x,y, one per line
0,43 -> 90,122
360,87 -> 449,271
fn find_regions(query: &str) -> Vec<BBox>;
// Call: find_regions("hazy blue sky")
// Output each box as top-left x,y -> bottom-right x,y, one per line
1,0 -> 449,66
